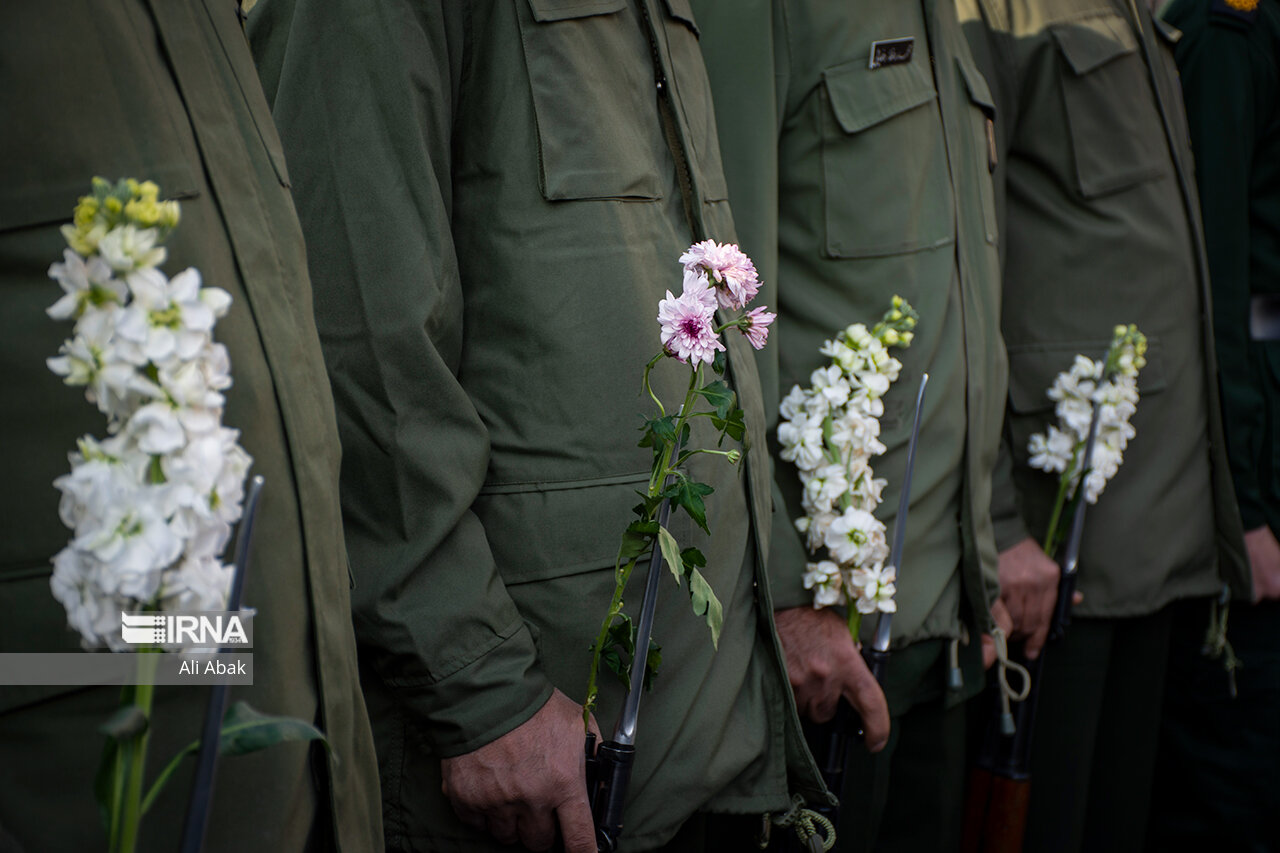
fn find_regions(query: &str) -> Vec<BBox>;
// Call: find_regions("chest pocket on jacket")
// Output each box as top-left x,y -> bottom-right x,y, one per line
1052,13 -> 1169,198
820,54 -> 955,259
516,0 -> 668,201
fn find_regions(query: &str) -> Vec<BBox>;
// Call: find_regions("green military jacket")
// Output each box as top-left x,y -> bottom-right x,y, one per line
0,2 -> 381,851
1165,0 -> 1280,535
250,0 -> 827,849
695,0 -> 1007,681
958,0 -> 1252,612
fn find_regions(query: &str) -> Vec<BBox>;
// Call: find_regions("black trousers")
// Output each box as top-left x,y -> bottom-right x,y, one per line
1146,598 -> 1280,853
1019,608 -> 1174,853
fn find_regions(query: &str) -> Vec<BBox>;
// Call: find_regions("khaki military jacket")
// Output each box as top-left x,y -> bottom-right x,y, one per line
0,2 -> 381,850
695,0 -> 1007,671
250,0 -> 827,848
958,0 -> 1251,612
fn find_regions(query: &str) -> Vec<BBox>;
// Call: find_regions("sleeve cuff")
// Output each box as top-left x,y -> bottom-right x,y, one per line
385,620 -> 554,757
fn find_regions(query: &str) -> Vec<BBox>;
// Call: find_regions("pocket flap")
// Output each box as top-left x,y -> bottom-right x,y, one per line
957,58 -> 996,116
1052,13 -> 1139,75
1007,337 -> 1167,415
527,0 -> 626,22
476,474 -> 667,584
663,0 -> 699,35
823,55 -> 938,135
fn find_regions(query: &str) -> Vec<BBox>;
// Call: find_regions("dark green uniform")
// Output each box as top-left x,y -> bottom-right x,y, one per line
957,0 -> 1251,849
0,2 -> 381,851
1150,1 -> 1280,848
694,1 -> 1006,849
249,0 -> 827,849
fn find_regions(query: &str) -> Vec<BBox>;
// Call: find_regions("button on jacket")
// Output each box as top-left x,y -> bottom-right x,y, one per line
958,0 -> 1251,613
250,0 -> 826,848
0,2 -> 381,850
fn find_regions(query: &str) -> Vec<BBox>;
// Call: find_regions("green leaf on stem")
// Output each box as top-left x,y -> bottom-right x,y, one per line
638,415 -> 678,449
710,407 -> 746,445
618,520 -> 658,563
657,525 -> 684,583
680,547 -> 706,570
141,702 -> 329,816
696,380 -> 736,420
642,639 -> 662,691
712,349 -> 727,376
663,479 -> 715,534
218,702 -> 329,757
687,567 -> 724,648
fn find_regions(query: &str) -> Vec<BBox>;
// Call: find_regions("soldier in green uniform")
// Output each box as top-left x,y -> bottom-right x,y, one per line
0,2 -> 382,851
957,0 -> 1252,849
1149,0 -> 1280,847
249,0 -> 829,850
693,2 -> 1009,849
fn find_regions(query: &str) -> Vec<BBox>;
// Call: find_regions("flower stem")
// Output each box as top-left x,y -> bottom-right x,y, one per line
113,649 -> 159,853
846,608 -> 862,644
1042,443 -> 1083,557
584,362 -> 706,728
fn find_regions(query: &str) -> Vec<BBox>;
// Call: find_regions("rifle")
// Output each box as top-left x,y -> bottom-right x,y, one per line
178,475 -> 265,853
961,404 -> 1101,853
585,441 -> 681,852
797,374 -> 929,839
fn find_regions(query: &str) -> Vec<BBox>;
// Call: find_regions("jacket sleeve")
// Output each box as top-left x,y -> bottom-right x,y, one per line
249,0 -> 553,756
1174,22 -> 1269,530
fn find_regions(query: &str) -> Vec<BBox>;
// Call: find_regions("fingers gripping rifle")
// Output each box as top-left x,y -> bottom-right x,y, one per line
798,375 -> 929,840
961,403 -> 1102,853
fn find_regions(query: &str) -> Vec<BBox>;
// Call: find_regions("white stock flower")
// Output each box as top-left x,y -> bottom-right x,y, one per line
803,560 -> 845,608
97,224 -> 166,273
1028,425 -> 1075,474
803,464 -> 849,514
47,250 -> 123,320
810,365 -> 851,409
779,386 -> 809,421
778,414 -> 826,471
850,564 -> 897,614
824,507 -> 886,566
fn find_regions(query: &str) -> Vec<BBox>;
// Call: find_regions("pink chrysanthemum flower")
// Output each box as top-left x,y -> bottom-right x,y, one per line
679,240 -> 760,310
740,306 -> 776,350
658,289 -> 725,365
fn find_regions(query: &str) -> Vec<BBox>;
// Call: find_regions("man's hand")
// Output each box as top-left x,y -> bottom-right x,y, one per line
441,689 -> 602,853
997,537 -> 1062,660
774,606 -> 891,752
1245,525 -> 1280,601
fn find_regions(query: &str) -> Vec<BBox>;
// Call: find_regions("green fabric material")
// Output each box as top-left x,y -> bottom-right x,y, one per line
957,0 -> 1251,613
249,0 -> 828,847
836,639 -> 978,852
1164,0 -> 1280,534
0,2 -> 381,851
1021,609 -> 1175,853
694,0 -> 1006,643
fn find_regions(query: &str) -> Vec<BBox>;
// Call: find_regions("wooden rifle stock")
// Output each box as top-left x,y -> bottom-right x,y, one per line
962,768 -> 1031,853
